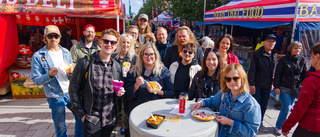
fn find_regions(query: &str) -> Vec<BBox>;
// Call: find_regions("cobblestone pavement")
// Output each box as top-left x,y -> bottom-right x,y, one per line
0,92 -> 296,137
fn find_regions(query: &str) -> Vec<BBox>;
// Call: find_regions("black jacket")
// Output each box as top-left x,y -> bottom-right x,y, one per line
274,53 -> 307,89
164,45 -> 203,69
60,32 -> 73,50
188,71 -> 220,101
156,41 -> 172,61
248,46 -> 277,88
69,52 -> 122,119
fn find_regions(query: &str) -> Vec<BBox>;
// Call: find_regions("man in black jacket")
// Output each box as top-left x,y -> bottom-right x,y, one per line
248,34 -> 277,132
69,29 -> 125,137
164,26 -> 203,68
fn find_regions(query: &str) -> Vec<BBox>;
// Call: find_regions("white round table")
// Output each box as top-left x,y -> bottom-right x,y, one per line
129,99 -> 219,137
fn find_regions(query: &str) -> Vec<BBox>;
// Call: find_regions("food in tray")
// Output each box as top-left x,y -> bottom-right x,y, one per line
193,111 -> 216,121
147,115 -> 164,124
148,81 -> 160,89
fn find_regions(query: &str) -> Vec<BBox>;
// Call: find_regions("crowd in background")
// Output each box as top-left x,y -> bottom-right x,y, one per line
30,13 -> 320,137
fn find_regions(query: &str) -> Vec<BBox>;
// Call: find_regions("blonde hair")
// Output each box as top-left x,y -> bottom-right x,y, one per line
173,26 -> 199,52
114,34 -> 136,61
131,43 -> 164,77
220,63 -> 249,94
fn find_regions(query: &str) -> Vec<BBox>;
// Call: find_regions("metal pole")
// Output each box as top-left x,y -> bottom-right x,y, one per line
123,19 -> 126,33
203,0 -> 206,37
291,0 -> 299,42
117,15 -> 120,32
231,25 -> 233,36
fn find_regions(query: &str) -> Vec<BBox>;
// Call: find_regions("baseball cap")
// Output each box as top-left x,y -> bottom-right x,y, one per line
265,34 -> 277,41
44,25 -> 61,35
84,24 -> 95,31
138,14 -> 148,21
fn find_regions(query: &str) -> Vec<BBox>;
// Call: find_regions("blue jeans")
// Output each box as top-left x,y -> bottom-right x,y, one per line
275,93 -> 296,129
252,87 -> 270,122
47,93 -> 83,137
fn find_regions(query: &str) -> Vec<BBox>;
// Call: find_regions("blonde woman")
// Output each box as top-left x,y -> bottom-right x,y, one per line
124,43 -> 174,114
192,63 -> 261,137
111,34 -> 137,80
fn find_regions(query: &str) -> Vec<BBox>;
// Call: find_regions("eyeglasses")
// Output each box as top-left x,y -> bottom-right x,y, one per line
129,31 -> 138,36
102,39 -> 117,45
47,34 -> 59,39
183,49 -> 193,54
205,48 -> 219,52
143,53 -> 155,58
86,30 -> 95,34
225,77 -> 240,83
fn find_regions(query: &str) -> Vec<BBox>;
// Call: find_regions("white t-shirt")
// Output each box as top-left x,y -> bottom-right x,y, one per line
48,49 -> 69,93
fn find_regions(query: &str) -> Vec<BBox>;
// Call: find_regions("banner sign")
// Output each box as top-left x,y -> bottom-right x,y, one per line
205,3 -> 296,21
15,14 -> 86,26
0,0 -> 119,15
297,3 -> 320,21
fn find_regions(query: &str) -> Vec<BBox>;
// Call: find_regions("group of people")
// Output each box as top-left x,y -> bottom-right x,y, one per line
30,13 -> 320,137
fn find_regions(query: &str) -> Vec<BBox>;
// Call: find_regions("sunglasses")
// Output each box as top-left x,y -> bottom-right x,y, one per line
102,39 -> 117,45
47,34 -> 59,39
183,49 -> 193,54
225,77 -> 240,83
205,48 -> 219,52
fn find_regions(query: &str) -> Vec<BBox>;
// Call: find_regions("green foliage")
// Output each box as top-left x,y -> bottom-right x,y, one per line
134,0 -> 172,21
167,0 -> 230,21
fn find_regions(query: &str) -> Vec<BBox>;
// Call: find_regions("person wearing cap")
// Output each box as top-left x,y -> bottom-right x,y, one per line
70,24 -> 100,63
31,25 -> 83,137
69,29 -> 125,137
136,13 -> 156,45
248,34 -> 278,132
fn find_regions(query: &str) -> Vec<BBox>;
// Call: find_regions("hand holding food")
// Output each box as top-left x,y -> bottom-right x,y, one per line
147,81 -> 162,94
192,101 -> 202,111
48,67 -> 58,78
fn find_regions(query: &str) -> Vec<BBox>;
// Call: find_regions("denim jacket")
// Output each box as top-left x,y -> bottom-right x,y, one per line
31,45 -> 72,98
202,90 -> 261,137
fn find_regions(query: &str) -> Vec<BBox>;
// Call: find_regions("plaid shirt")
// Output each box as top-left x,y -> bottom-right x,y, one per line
86,55 -> 116,127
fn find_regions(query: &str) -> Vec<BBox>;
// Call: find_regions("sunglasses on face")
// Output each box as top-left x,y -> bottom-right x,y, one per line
47,34 -> 59,39
183,49 -> 193,54
102,39 -> 117,45
225,77 -> 240,83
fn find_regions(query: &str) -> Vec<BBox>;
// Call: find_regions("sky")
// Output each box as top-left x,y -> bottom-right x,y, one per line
122,0 -> 143,17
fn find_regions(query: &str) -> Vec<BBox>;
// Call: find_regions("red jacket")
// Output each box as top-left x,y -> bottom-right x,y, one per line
282,70 -> 320,133
227,53 -> 239,64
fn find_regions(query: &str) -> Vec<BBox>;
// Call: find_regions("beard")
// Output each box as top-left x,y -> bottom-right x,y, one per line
85,35 -> 94,42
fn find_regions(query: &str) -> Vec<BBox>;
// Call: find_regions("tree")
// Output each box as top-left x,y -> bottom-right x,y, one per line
166,0 -> 231,21
133,0 -> 168,21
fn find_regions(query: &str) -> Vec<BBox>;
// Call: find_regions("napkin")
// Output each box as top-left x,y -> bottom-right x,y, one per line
169,105 -> 191,117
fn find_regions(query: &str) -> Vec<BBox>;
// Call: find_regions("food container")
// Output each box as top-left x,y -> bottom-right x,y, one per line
147,81 -> 162,94
146,114 -> 165,129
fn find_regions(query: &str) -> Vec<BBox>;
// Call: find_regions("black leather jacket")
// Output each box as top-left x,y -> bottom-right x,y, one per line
69,52 -> 122,119
274,52 -> 307,89
248,46 -> 277,89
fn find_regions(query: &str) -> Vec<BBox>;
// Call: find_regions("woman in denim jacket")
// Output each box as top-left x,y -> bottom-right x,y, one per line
193,63 -> 261,137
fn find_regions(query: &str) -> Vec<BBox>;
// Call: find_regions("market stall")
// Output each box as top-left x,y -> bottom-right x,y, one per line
198,0 -> 320,58
0,0 -> 126,98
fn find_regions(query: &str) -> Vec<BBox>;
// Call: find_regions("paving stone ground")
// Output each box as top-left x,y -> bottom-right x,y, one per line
0,92 -> 297,137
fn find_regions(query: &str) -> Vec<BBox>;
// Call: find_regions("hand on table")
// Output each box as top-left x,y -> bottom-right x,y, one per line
192,101 -> 202,111
216,116 -> 233,126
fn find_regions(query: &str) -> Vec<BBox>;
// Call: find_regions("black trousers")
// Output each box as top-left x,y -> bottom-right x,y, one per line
83,119 -> 116,137
293,126 -> 320,137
